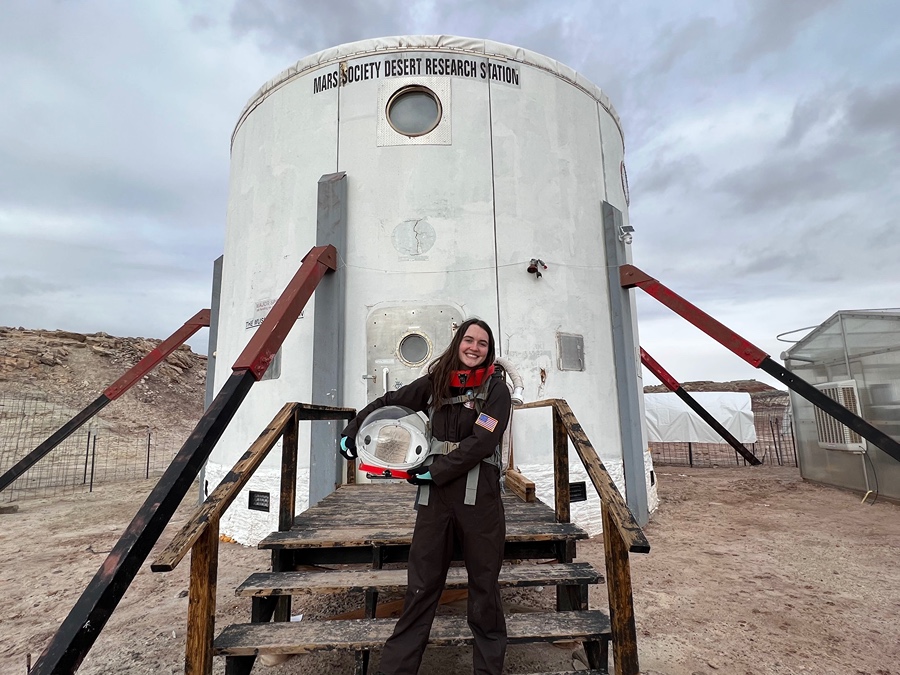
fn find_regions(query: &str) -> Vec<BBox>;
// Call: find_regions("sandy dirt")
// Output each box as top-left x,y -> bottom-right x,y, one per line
1,465 -> 898,674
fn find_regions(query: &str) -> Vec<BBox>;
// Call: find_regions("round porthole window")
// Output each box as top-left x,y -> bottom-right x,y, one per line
386,86 -> 442,137
398,332 -> 431,366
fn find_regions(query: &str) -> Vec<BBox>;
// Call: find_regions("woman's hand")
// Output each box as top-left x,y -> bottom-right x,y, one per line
406,466 -> 432,485
338,435 -> 357,460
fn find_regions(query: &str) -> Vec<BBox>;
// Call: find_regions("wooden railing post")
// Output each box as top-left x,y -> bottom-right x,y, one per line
274,409 -> 299,623
602,504 -> 639,675
145,402 -> 354,674
553,403 -> 582,612
279,409 -> 298,532
517,398 -> 648,674
552,404 -> 570,524
185,514 -> 219,675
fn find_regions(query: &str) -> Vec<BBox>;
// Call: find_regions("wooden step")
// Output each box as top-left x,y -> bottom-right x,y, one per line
236,562 -> 603,597
258,485 -> 590,552
214,610 -> 610,656
258,519 -> 587,550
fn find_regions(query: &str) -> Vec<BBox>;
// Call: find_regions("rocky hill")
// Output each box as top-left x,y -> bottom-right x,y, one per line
1,323 -> 789,435
643,378 -> 788,404
643,379 -> 780,394
0,326 -> 206,435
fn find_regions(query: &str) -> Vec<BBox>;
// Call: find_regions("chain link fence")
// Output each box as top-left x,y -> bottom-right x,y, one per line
0,393 -> 190,503
650,392 -> 797,468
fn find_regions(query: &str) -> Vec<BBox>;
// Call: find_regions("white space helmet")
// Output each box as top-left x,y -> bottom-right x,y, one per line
356,406 -> 430,479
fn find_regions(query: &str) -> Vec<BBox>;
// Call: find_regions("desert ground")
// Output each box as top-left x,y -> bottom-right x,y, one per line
1,465 -> 898,675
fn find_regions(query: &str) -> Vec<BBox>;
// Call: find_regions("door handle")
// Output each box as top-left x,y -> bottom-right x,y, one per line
383,367 -> 389,395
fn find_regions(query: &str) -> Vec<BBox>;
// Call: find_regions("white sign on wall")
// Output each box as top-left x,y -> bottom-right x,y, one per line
246,298 -> 303,330
313,52 -> 521,95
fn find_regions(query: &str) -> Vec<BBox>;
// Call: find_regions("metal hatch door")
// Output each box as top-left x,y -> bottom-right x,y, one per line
365,305 -> 463,400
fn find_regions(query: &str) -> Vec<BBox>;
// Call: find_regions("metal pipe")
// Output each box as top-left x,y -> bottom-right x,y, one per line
495,356 -> 525,405
145,428 -> 151,480
89,436 -> 97,493
83,429 -> 91,485
789,416 -> 798,466
772,419 -> 784,466
838,313 -> 852,378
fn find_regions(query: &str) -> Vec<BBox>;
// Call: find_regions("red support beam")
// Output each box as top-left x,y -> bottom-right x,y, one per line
621,265 -> 768,367
29,245 -> 339,674
1,308 -> 211,494
640,347 -> 761,465
104,309 -> 210,400
638,347 -> 679,392
624,264 -> 900,465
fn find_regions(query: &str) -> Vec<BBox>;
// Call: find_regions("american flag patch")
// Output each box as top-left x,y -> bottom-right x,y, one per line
475,413 -> 499,432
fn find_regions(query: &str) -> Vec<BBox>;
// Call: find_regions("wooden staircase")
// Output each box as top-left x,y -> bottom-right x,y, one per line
215,484 -> 610,673
216,614 -> 609,672
151,399 -> 650,675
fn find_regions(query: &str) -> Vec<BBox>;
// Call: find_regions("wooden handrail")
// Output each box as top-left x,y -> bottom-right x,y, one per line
151,403 -> 297,572
516,397 -> 648,675
149,400 -> 355,674
152,402 -> 355,572
515,399 -> 650,553
554,400 -> 650,554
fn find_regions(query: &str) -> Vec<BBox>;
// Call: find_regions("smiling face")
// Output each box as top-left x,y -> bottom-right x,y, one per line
457,324 -> 490,369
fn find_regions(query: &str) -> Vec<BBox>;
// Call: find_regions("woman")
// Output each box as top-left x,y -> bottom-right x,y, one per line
339,318 -> 511,675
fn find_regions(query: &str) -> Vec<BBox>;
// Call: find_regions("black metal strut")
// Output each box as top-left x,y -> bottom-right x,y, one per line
759,357 -> 900,463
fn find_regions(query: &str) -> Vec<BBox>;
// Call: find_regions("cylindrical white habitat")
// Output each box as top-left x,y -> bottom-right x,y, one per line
206,36 -> 657,544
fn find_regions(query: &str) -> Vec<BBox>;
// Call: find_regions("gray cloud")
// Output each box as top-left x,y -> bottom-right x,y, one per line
781,91 -> 842,147
0,275 -> 63,298
733,0 -> 842,65
0,146 -> 188,220
715,155 -> 845,213
229,0 -> 421,54
635,153 -> 704,195
1,0 -> 897,384
0,2 -> 245,230
713,80 -> 900,217
227,0 -> 590,63
649,16 -> 718,75
0,227 -> 212,337
845,81 -> 900,138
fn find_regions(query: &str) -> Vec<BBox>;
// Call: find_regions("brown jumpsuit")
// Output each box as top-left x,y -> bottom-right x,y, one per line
342,373 -> 512,675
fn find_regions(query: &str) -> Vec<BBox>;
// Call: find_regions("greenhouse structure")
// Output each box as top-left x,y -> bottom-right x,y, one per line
782,310 -> 900,501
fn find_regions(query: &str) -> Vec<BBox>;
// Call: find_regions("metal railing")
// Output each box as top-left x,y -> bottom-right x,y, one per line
0,310 -> 210,494
0,394 -> 191,502
28,245 -> 338,675
621,264 -> 900,465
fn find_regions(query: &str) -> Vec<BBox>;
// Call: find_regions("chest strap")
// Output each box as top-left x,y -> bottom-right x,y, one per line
415,438 -> 459,508
427,389 -> 488,424
417,380 -> 498,508
416,437 -> 500,508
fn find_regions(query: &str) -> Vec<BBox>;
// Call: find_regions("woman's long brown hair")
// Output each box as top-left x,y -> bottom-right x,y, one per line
427,318 -> 496,410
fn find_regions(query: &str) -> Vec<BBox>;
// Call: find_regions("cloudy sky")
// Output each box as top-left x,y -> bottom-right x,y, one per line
1,0 -> 897,387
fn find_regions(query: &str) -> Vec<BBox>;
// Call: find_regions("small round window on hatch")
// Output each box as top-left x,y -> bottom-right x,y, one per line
398,332 -> 431,366
386,86 -> 442,137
